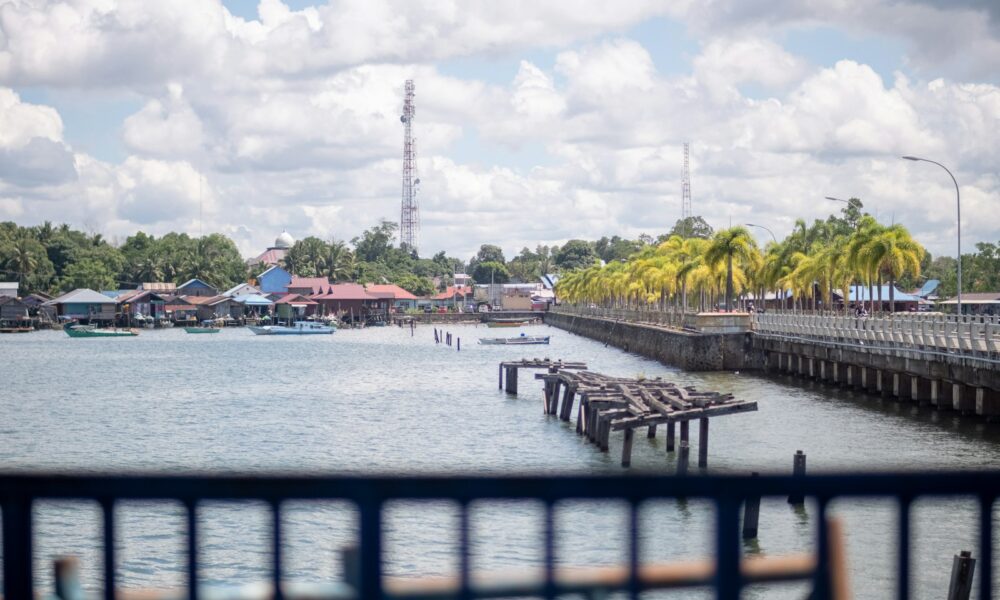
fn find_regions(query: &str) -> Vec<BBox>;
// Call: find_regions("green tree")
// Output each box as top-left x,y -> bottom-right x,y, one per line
60,258 -> 116,291
554,239 -> 598,271
352,221 -> 398,263
469,244 -> 506,271
285,236 -> 329,277
471,261 -> 510,284
664,216 -> 714,240
704,226 -> 758,311
394,273 -> 435,296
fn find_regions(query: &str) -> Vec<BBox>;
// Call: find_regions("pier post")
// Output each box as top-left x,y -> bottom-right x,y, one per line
893,373 -> 911,401
559,386 -> 576,421
954,384 -> 976,414
930,379 -> 941,406
599,417 -> 611,452
860,367 -> 871,392
621,428 -> 635,467
666,422 -> 675,452
698,418 -> 709,468
680,420 -> 689,448
647,424 -> 657,439
505,367 -> 518,395
947,550 -> 975,600
742,473 -> 761,539
845,365 -> 856,389
876,370 -> 889,398
976,388 -> 1000,421
788,450 -> 806,505
831,362 -> 841,386
939,381 -> 954,409
457,338 -> 460,351
498,364 -> 503,389
807,358 -> 816,379
677,441 -> 690,475
912,377 -> 933,405
797,355 -> 805,376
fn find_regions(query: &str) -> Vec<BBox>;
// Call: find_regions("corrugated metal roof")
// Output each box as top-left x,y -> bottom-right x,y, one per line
237,294 -> 274,305
288,277 -> 331,294
314,283 -> 377,301
365,284 -> 418,300
45,288 -> 117,305
274,293 -> 317,305
846,285 -> 921,302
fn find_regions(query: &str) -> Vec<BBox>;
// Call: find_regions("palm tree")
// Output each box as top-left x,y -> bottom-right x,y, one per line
704,226 -> 757,311
324,240 -> 354,282
847,216 -> 883,313
866,226 -> 925,313
6,234 -> 39,288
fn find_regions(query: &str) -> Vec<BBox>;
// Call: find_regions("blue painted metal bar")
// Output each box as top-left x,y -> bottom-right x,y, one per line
187,500 -> 199,600
102,499 -> 116,600
714,496 -> 740,599
897,497 -> 910,600
272,500 -> 284,600
1,496 -> 33,600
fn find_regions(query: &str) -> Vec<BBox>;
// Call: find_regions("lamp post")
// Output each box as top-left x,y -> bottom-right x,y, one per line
745,223 -> 777,243
902,156 -> 961,315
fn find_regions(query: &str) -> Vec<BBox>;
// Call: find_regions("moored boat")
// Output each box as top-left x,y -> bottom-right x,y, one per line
184,326 -> 221,334
486,319 -> 534,328
248,321 -> 336,335
479,334 -> 550,345
63,323 -> 139,338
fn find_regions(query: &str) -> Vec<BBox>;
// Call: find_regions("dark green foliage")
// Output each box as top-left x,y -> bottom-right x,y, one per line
554,239 -> 599,271
471,261 -> 510,284
664,216 -> 714,240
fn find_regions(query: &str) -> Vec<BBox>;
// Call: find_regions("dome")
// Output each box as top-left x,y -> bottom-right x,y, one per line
274,231 -> 295,249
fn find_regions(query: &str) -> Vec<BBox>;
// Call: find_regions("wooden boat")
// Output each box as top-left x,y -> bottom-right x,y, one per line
248,321 -> 336,335
479,334 -> 550,345
0,327 -> 32,333
486,319 -> 534,328
63,323 -> 138,338
184,326 -> 221,334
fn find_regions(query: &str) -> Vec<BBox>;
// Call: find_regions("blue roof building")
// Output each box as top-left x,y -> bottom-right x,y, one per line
257,265 -> 291,294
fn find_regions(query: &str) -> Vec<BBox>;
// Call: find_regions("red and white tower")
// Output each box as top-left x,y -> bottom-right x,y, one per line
400,80 -> 420,253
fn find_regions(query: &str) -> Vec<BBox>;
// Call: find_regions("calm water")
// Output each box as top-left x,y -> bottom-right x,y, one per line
2,323 -> 1000,598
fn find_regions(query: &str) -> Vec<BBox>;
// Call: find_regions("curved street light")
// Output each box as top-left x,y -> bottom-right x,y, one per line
745,223 -> 777,243
902,156 -> 961,315
825,196 -> 849,204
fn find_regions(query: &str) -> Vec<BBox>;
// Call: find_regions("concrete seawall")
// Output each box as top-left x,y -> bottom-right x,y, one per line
544,311 -> 751,371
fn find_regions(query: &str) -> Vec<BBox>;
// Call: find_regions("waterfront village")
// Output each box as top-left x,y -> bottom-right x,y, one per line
0,230 -> 557,331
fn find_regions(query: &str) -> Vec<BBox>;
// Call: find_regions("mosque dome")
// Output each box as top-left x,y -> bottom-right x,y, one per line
274,231 -> 295,249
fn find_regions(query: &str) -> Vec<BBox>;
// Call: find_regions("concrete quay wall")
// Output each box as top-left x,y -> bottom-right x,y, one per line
544,311 -> 751,371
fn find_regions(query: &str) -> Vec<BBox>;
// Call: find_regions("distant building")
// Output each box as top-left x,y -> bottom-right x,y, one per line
176,278 -> 218,297
287,276 -> 331,296
365,284 -> 419,311
939,292 -> 1000,315
248,231 -> 295,268
0,281 -> 18,298
139,282 -> 177,293
43,289 -> 117,322
222,283 -> 261,299
0,296 -> 30,325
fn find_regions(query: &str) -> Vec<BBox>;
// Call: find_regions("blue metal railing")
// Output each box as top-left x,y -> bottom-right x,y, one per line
2,471 -> 1000,599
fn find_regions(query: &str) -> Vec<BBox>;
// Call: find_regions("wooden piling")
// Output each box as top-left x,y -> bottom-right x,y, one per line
498,364 -> 503,390
559,386 -> 576,421
698,417 -> 709,468
788,450 -> 806,505
457,338 -> 460,351
621,428 -> 635,467
647,424 -> 657,439
666,422 -> 675,452
680,420 -> 689,446
677,441 -> 690,475
947,550 -> 976,600
742,473 -> 761,539
434,328 -> 439,343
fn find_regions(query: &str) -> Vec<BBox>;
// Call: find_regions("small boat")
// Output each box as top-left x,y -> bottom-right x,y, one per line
184,326 -> 221,334
248,321 -> 336,335
0,327 -> 32,334
479,334 -> 550,345
486,319 -> 534,328
63,323 -> 139,338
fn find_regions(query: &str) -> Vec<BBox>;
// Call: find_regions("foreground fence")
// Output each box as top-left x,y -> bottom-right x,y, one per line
2,472 -> 1000,599
549,305 -> 697,328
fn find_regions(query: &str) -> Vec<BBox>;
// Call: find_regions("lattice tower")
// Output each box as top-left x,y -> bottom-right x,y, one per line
400,79 -> 420,253
681,142 -> 692,220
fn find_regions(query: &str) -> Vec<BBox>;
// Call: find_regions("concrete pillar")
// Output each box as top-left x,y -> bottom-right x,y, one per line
912,377 -> 933,405
954,384 -> 976,415
893,373 -> 911,401
831,362 -> 841,386
976,388 -> 1000,420
937,381 -> 953,409
877,370 -> 890,398
860,367 -> 871,392
819,360 -> 828,381
807,358 -> 816,379
797,355 -> 805,376
845,365 -> 856,389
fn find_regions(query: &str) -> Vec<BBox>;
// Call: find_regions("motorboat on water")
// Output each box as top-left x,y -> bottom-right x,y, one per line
63,322 -> 139,338
248,321 -> 336,335
479,333 -> 550,345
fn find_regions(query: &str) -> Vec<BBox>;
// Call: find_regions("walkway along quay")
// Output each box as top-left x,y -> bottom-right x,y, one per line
499,359 -> 757,468
545,306 -> 1000,420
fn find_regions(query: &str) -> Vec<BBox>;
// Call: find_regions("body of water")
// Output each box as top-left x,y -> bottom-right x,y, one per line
1,322 -> 998,598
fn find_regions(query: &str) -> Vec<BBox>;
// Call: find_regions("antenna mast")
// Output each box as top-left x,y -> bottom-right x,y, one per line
680,142 -> 692,220
400,80 -> 420,253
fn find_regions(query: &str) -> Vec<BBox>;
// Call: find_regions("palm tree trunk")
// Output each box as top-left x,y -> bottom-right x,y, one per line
726,253 -> 733,312
889,273 -> 895,314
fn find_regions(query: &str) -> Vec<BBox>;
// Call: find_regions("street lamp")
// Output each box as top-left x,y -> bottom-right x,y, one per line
902,156 -> 961,315
825,196 -> 848,204
745,223 -> 777,243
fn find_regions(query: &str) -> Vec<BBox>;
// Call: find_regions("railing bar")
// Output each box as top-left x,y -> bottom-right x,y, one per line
186,500 -> 199,600
459,502 -> 470,600
359,500 -> 384,599
629,501 -> 640,599
272,500 -> 283,600
980,496 -> 993,600
814,498 -> 830,600
714,496 -> 740,599
897,497 -> 910,600
544,501 -> 555,599
102,499 -> 116,600
1,496 -> 33,600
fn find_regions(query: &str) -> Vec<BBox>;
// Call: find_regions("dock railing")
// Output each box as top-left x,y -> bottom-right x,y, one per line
3,471 -> 1000,599
549,305 -> 698,329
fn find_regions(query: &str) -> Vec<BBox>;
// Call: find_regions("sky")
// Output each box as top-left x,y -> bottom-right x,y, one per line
0,1 -> 998,262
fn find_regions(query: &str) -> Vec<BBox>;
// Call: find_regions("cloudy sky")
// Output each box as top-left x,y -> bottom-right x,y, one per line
0,0 -> 998,261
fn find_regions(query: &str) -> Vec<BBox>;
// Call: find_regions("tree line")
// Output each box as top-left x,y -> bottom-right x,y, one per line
556,200 -> 998,314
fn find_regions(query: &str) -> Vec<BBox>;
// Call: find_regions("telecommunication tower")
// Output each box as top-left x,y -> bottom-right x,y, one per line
400,80 -> 420,253
680,142 -> 692,220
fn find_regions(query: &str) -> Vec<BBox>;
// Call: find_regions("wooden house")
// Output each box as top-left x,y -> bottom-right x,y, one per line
176,278 -> 218,297
0,296 -> 31,325
288,276 -> 330,296
163,295 -> 198,323
365,284 -> 419,312
44,289 -> 117,323
0,282 -> 18,298
274,294 -> 317,321
116,289 -> 168,322
184,295 -> 237,322
312,284 -> 380,319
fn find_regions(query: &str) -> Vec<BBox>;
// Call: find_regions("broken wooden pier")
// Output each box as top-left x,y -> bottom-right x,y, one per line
513,361 -> 757,469
498,358 -> 588,395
